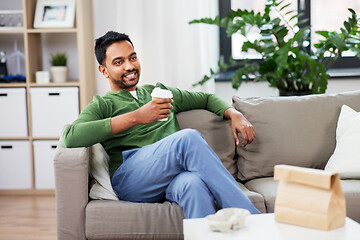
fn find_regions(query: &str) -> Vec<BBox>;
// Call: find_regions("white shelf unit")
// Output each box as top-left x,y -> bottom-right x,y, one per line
0,0 -> 95,194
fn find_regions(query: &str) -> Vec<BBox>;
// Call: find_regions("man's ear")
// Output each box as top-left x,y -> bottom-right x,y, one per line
98,65 -> 109,78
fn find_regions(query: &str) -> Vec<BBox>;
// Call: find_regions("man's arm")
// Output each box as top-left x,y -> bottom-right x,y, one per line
165,86 -> 230,118
63,95 -> 173,147
110,98 -> 173,134
157,84 -> 255,147
224,107 -> 255,148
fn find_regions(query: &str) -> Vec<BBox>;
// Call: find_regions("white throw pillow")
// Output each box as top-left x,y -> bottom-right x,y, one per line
325,105 -> 360,179
89,143 -> 119,200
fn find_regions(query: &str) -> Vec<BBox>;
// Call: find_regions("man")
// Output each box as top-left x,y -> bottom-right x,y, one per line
63,31 -> 260,218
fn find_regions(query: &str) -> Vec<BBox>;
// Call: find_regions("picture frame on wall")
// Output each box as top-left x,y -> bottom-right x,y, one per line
33,0 -> 75,28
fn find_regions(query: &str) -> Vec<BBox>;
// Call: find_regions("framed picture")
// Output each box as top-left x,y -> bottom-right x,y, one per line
33,0 -> 76,28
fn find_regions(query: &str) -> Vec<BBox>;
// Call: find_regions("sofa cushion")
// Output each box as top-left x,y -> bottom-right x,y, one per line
89,143 -> 118,200
325,105 -> 360,179
244,177 -> 278,213
176,109 -> 237,177
232,90 -> 360,181
237,182 -> 266,213
86,200 -> 184,240
340,180 -> 360,223
86,186 -> 266,239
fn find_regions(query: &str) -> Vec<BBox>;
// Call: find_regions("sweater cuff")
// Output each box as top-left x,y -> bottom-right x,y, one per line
104,117 -> 114,137
221,106 -> 234,119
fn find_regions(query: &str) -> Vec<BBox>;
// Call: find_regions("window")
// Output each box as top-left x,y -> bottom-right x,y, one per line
311,0 -> 360,58
219,0 -> 360,71
230,0 -> 297,59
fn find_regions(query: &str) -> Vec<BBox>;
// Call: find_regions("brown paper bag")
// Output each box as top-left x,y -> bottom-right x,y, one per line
274,164 -> 346,230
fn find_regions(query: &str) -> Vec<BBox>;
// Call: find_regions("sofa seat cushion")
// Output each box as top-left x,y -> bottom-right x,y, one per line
238,182 -> 266,213
244,177 -> 278,213
233,90 -> 360,181
176,109 -> 237,177
86,200 -> 184,240
340,180 -> 360,223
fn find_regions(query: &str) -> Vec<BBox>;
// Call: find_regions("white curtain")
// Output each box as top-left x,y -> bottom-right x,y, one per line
93,0 -> 219,95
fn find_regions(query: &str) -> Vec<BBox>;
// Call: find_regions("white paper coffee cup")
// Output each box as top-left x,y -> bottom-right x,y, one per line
151,87 -> 173,121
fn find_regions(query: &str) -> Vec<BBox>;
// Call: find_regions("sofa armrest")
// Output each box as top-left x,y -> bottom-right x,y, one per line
54,137 -> 89,240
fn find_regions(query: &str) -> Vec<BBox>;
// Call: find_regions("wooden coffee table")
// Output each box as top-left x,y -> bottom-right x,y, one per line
183,213 -> 360,240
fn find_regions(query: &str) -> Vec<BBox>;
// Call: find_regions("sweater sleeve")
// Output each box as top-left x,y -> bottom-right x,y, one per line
156,83 -> 232,118
62,95 -> 114,148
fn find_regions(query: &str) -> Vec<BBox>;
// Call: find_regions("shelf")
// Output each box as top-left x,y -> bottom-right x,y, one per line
0,27 -> 24,33
0,83 -> 27,87
0,0 -> 95,192
0,81 -> 80,88
31,137 -> 59,141
27,28 -> 77,33
0,137 -> 29,141
0,137 -> 60,141
29,81 -> 80,87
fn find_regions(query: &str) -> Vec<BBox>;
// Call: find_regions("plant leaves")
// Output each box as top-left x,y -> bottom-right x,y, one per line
279,3 -> 291,11
188,16 -> 220,25
316,31 -> 330,39
344,21 -> 351,32
189,0 -> 360,94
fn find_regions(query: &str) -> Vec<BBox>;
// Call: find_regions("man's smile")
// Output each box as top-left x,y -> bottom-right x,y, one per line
122,70 -> 138,80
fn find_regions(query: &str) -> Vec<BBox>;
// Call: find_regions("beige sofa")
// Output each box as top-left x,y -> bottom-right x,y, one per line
54,90 -> 360,240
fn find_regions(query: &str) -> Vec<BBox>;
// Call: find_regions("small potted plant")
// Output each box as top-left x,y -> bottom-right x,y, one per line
50,52 -> 68,83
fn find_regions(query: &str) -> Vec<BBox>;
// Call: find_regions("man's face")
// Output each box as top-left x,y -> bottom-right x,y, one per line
99,40 -> 141,91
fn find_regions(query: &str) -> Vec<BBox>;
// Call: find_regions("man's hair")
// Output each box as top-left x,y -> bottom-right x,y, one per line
94,31 -> 133,65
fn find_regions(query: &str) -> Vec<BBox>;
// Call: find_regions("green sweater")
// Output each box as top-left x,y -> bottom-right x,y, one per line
63,83 -> 231,178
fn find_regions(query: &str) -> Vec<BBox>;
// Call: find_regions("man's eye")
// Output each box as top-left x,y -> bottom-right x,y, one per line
131,56 -> 137,61
114,60 -> 123,65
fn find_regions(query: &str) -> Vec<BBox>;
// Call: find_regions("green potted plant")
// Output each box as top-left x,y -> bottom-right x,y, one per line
190,0 -> 360,95
50,52 -> 68,83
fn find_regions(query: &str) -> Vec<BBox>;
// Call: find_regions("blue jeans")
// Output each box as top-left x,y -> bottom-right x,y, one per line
111,129 -> 260,218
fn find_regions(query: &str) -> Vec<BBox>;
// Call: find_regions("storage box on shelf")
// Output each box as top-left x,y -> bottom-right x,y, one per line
33,140 -> 58,189
0,141 -> 31,189
30,87 -> 79,137
0,0 -> 95,194
0,88 -> 28,137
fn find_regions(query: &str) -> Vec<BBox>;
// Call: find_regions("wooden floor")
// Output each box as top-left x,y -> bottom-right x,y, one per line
0,195 -> 57,240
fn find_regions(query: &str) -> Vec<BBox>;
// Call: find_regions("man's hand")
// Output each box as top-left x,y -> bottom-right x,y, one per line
224,108 -> 255,148
110,98 -> 173,134
135,98 -> 173,124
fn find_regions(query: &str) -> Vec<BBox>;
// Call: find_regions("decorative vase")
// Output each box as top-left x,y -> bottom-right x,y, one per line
50,66 -> 68,83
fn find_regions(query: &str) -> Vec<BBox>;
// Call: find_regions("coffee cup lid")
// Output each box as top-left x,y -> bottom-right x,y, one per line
151,87 -> 173,98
